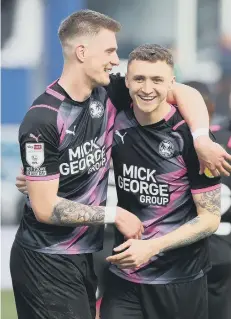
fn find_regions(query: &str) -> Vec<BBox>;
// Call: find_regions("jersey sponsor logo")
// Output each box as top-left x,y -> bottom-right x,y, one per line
89,101 -> 104,118
26,143 -> 44,168
115,130 -> 127,144
117,164 -> 170,206
29,133 -> 41,143
66,125 -> 76,136
59,137 -> 106,176
159,140 -> 175,158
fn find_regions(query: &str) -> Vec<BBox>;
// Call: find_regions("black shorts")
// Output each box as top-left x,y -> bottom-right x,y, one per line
10,241 -> 97,319
207,235 -> 231,319
100,272 -> 208,319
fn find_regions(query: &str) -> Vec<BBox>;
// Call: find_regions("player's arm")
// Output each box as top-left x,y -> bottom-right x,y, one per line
28,179 -> 143,239
19,108 -> 143,238
19,108 -> 107,226
107,187 -> 221,268
167,83 -> 210,131
27,179 -> 104,225
151,187 -> 221,252
168,83 -> 231,176
153,128 -> 221,252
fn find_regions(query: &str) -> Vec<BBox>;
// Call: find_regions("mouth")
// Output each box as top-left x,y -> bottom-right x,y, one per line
138,96 -> 157,102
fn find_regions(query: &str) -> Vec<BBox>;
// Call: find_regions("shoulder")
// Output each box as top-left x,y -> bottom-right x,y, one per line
19,92 -> 61,136
168,107 -> 192,143
105,73 -> 131,111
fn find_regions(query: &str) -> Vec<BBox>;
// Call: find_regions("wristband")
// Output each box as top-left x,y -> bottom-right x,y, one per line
191,128 -> 209,140
104,207 -> 117,224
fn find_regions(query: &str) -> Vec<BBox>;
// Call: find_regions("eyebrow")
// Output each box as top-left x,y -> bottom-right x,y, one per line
105,47 -> 117,52
133,75 -> 164,80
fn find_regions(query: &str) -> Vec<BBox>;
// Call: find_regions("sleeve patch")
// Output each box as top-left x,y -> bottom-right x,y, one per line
26,143 -> 45,168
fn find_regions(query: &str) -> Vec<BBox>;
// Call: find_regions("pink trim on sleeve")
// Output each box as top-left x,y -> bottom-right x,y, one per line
164,105 -> 176,121
47,79 -> 59,88
173,120 -> 185,131
30,104 -> 58,112
191,184 -> 220,194
46,88 -> 65,101
210,124 -> 221,132
26,174 -> 60,181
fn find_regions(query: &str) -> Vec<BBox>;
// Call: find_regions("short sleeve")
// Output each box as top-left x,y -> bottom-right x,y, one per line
19,107 -> 60,181
180,127 -> 221,194
105,73 -> 132,111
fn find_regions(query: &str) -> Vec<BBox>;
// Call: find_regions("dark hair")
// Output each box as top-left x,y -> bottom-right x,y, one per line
183,81 -> 215,117
58,9 -> 121,45
128,44 -> 174,68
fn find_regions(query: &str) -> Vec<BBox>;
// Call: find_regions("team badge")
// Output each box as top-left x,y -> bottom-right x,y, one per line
204,168 -> 215,178
89,101 -> 104,118
159,140 -> 175,158
26,143 -> 44,168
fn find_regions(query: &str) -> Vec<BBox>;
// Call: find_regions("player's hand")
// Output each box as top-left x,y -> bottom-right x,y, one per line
194,136 -> 231,177
106,239 -> 155,269
15,173 -> 28,194
115,209 -> 144,240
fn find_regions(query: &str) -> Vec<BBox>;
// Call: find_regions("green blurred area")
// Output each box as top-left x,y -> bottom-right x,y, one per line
1,290 -> 17,319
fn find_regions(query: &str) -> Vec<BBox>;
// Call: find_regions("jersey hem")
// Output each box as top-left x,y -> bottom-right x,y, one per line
15,239 -> 103,255
109,265 -> 211,285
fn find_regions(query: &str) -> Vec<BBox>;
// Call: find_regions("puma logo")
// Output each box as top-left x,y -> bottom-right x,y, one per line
115,130 -> 127,144
66,126 -> 76,136
29,133 -> 41,143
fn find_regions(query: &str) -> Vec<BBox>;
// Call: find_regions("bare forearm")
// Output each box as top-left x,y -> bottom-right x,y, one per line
49,197 -> 105,226
153,214 -> 220,253
173,84 -> 209,131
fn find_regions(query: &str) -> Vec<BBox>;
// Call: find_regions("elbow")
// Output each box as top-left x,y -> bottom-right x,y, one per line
210,215 -> 221,234
31,203 -> 53,224
35,213 -> 49,224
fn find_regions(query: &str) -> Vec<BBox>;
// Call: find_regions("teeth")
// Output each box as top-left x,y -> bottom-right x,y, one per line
140,97 -> 155,101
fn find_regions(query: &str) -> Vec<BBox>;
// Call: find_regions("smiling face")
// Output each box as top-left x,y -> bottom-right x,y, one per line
58,10 -> 121,87
126,59 -> 175,113
83,28 -> 119,86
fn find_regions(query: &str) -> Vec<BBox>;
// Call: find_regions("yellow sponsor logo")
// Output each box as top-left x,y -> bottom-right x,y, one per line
204,168 -> 215,178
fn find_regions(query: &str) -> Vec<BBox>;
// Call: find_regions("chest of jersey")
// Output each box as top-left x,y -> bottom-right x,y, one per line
112,115 -> 188,208
56,97 -> 116,198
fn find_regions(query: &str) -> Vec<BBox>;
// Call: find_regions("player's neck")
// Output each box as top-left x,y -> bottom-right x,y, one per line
134,101 -> 172,126
58,63 -> 93,102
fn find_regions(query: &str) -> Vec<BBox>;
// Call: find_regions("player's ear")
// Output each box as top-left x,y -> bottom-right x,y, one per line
75,44 -> 86,63
169,76 -> 176,90
125,73 -> 129,88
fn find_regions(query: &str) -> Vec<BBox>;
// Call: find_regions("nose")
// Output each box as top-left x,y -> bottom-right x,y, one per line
111,51 -> 120,66
141,81 -> 154,95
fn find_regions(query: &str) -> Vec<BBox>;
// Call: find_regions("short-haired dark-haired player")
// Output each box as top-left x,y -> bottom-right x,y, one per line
101,45 -> 222,319
13,10 -> 231,319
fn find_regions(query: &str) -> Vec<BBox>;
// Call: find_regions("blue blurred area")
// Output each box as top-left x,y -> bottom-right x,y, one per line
1,68 -> 30,124
45,0 -> 86,84
1,0 -> 86,125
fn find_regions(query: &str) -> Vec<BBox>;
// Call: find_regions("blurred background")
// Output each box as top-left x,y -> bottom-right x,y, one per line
1,0 -> 231,318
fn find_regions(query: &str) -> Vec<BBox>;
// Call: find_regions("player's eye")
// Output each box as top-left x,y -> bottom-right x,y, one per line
106,48 -> 116,54
134,77 -> 144,83
152,78 -> 163,83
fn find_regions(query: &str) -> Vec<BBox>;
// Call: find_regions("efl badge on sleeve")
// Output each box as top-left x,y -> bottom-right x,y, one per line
26,143 -> 44,168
